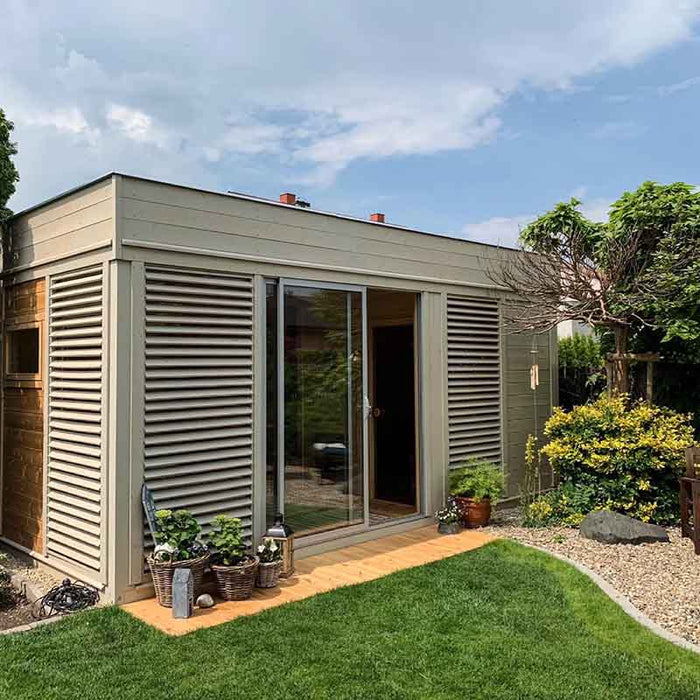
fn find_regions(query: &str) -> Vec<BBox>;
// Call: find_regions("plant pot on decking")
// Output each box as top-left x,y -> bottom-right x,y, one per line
147,553 -> 210,608
454,496 -> 492,528
211,556 -> 259,601
256,560 -> 282,588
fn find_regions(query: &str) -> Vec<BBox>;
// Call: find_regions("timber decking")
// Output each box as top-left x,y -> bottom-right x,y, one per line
122,524 -> 495,635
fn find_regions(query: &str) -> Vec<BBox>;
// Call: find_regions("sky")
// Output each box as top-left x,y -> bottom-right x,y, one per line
3,0 -> 700,247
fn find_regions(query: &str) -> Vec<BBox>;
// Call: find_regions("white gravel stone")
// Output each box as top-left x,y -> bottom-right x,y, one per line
0,545 -> 60,593
484,508 -> 700,646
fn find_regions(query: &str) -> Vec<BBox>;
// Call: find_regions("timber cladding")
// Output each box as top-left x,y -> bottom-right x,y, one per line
2,278 -> 45,552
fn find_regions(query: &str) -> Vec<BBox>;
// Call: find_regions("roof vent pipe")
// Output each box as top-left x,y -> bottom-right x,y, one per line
370,212 -> 385,223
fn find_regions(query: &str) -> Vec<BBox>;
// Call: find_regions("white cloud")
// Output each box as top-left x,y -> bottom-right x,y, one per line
461,192 -> 612,247
658,75 -> 700,94
581,197 -> 613,222
461,214 -> 533,248
23,107 -> 100,146
107,104 -> 171,148
2,0 -> 700,207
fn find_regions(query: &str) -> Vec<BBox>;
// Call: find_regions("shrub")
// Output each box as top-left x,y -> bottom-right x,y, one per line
153,509 -> 206,561
520,434 -> 541,510
558,333 -> 606,410
450,459 -> 505,505
523,483 -> 598,527
0,553 -> 14,607
528,395 -> 694,525
208,515 -> 248,566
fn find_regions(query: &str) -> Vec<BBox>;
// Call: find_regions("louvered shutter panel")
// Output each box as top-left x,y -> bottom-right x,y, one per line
446,295 -> 502,466
143,266 -> 254,542
47,266 -> 105,574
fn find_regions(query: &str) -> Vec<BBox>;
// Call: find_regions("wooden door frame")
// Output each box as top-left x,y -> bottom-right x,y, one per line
367,291 -> 421,516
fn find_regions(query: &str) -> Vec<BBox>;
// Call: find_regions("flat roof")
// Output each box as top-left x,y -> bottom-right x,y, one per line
9,171 -> 518,251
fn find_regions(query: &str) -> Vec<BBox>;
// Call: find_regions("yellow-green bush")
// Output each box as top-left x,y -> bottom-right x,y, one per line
527,395 -> 694,526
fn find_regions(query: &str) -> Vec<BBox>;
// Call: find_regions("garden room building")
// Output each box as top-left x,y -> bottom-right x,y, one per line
0,173 -> 556,603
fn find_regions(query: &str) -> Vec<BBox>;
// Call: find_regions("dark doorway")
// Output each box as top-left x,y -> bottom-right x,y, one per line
368,289 -> 418,524
373,325 -> 416,504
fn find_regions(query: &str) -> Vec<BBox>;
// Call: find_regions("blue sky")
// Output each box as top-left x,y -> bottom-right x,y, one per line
3,1 -> 700,246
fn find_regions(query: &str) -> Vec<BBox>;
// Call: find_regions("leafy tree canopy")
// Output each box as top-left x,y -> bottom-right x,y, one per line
0,108 -> 19,222
514,181 -> 700,348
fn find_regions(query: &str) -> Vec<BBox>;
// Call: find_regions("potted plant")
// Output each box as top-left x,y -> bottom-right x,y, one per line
147,509 -> 210,608
435,498 -> 462,534
256,537 -> 282,588
449,459 -> 504,528
207,515 -> 259,601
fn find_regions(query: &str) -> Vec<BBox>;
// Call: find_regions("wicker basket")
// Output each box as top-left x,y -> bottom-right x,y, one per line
211,556 -> 259,601
256,560 -> 282,589
147,553 -> 210,608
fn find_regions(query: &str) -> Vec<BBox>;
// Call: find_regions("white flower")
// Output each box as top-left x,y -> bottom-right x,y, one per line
153,543 -> 177,562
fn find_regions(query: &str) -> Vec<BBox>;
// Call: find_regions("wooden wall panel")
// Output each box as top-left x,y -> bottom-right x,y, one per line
2,279 -> 45,552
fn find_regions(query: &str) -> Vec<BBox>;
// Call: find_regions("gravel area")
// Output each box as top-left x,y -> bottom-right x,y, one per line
0,544 -> 60,592
484,508 -> 700,647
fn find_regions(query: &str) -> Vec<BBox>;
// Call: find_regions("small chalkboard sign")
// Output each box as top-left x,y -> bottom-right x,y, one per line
142,484 -> 158,544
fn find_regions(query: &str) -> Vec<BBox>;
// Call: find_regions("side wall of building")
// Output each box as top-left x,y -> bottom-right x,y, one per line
1,177 -> 116,596
2,175 -> 556,604
1,279 -> 45,551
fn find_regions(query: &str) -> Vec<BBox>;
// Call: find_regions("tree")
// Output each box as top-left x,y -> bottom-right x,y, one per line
0,108 -> 20,222
491,182 -> 700,393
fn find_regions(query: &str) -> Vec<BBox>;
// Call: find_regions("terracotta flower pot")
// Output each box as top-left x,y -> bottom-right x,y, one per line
454,496 -> 492,528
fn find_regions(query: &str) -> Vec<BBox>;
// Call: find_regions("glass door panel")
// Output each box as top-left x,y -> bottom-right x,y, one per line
283,285 -> 364,536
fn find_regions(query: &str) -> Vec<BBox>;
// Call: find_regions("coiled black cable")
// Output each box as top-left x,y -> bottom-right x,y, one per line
32,578 -> 100,619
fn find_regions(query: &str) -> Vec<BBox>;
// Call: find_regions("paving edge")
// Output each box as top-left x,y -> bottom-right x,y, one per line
0,614 -> 62,636
9,573 -> 45,604
525,543 -> 700,655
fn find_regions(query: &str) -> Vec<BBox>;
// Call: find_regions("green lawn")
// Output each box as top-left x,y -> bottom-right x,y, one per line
1,540 -> 699,700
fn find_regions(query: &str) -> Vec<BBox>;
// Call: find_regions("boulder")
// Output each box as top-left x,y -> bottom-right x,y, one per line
579,509 -> 669,545
196,593 -> 215,609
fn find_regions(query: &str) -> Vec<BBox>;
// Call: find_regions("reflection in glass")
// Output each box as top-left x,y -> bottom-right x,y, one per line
265,282 -> 278,528
283,286 -> 363,535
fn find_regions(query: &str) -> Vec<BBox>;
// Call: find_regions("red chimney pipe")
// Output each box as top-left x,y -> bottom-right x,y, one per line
280,193 -> 296,205
370,212 -> 385,223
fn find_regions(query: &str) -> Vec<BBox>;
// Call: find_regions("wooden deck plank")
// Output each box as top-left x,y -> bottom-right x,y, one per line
122,525 -> 495,636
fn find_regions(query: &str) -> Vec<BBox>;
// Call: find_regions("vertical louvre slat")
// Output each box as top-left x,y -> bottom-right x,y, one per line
47,266 -> 104,573
143,266 -> 254,544
446,295 -> 502,467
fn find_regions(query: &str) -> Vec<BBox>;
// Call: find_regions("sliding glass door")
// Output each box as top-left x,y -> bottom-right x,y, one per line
278,282 -> 366,536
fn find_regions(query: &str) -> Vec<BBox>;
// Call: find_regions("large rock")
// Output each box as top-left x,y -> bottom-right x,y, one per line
579,509 -> 669,545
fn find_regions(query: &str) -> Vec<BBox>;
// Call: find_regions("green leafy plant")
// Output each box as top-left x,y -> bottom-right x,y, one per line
558,334 -> 606,409
520,434 -> 541,510
449,460 -> 505,505
0,108 -> 19,223
526,395 -> 694,526
256,537 -> 281,564
0,553 -> 15,607
524,483 -> 598,527
153,509 -> 205,561
208,515 -> 248,566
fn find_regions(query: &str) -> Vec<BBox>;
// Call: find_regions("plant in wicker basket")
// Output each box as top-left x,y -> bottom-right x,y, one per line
207,515 -> 259,601
255,537 -> 282,589
147,509 -> 210,608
